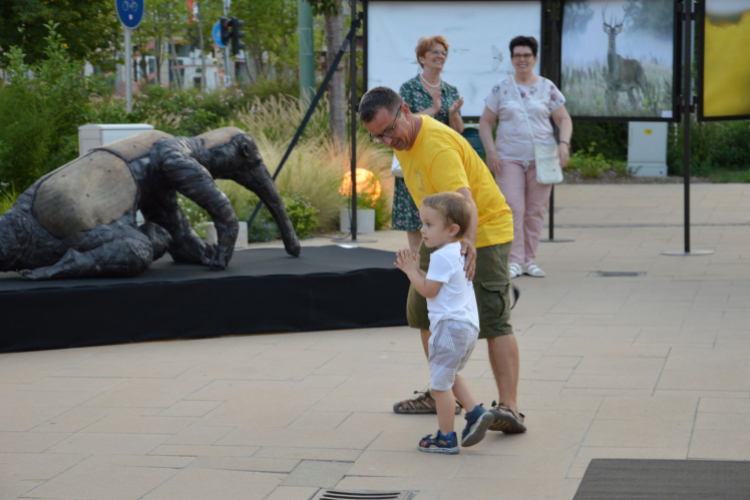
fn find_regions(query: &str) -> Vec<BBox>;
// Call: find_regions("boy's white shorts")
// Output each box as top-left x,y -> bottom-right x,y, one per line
428,319 -> 480,392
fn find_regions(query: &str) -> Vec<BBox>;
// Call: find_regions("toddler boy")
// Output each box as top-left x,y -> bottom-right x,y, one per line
394,192 -> 494,454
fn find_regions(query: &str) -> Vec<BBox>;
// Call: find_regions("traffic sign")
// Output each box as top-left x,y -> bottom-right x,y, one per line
116,0 -> 144,29
213,21 -> 226,48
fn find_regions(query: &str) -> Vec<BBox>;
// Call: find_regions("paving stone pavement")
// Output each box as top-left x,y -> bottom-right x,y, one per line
1,183 -> 750,500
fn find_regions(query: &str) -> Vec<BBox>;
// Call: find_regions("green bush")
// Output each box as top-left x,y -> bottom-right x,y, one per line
0,23 -> 103,191
567,142 -> 609,179
90,80 -> 300,138
668,119 -> 750,177
177,189 -> 320,243
570,121 -> 628,161
0,181 -> 18,215
283,191 -> 319,239
245,191 -> 319,242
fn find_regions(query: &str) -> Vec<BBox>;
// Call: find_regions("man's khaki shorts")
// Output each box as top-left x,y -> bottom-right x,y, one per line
406,241 -> 514,339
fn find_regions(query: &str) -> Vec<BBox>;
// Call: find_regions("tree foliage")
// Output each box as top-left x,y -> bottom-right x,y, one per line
130,0 -> 190,86
231,0 -> 299,82
624,0 -> 674,39
563,0 -> 595,36
0,24 -> 107,190
0,0 -> 121,71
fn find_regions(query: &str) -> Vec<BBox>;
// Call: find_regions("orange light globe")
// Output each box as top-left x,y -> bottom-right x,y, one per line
339,168 -> 381,201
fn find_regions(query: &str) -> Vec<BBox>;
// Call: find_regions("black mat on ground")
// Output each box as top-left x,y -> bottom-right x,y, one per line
575,459 -> 750,500
0,246 -> 409,352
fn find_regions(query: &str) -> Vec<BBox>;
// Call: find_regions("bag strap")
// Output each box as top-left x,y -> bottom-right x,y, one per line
510,75 -> 538,149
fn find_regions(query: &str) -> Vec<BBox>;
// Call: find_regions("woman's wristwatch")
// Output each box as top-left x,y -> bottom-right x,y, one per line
559,140 -> 570,146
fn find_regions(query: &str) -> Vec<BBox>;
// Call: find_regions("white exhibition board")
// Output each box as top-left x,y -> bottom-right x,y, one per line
366,1 -> 543,118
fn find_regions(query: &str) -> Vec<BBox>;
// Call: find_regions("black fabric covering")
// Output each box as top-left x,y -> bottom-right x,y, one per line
575,459 -> 750,500
0,246 -> 409,352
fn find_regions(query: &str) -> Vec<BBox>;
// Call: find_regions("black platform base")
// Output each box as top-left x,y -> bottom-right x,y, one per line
0,246 -> 409,353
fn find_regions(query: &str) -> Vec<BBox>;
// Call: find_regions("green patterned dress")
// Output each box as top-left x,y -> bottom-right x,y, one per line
392,76 -> 461,231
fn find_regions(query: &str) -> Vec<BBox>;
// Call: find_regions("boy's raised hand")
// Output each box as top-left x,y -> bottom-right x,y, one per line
394,248 -> 419,274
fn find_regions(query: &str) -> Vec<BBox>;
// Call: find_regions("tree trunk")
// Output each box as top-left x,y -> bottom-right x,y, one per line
197,0 -> 207,91
167,17 -> 183,89
325,1 -> 345,150
154,35 -> 161,85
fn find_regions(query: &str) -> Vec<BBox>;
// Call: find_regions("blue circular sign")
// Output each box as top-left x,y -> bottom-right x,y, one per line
212,22 -> 226,48
116,0 -> 144,29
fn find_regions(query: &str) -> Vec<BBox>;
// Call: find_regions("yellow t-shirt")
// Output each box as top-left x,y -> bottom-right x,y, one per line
395,116 -> 513,248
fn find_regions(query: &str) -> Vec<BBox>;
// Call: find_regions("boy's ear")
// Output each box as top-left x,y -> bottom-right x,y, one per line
448,223 -> 461,238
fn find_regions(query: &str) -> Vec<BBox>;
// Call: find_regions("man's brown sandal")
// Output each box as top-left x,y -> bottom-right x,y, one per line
393,389 -> 462,415
488,401 -> 527,433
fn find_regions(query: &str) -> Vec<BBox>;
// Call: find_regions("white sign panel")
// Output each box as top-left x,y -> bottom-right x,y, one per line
366,1 -> 543,118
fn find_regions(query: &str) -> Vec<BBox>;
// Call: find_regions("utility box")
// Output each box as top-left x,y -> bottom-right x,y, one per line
78,124 -> 155,156
627,122 -> 668,177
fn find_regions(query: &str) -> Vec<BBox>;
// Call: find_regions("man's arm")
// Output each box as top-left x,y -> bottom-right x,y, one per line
456,187 -> 478,281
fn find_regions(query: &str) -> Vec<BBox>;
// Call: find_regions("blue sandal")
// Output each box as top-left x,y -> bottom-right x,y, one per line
418,431 -> 459,454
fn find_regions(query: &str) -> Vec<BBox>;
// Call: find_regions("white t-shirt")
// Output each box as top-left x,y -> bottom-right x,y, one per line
425,242 -> 480,330
484,76 -> 566,162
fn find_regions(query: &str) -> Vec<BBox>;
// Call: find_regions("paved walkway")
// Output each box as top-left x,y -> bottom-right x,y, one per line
2,183 -> 750,500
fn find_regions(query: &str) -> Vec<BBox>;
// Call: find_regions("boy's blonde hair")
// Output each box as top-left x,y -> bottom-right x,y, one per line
422,192 -> 471,239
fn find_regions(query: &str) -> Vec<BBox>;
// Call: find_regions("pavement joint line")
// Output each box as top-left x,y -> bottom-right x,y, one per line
13,450 -> 93,500
332,412 -> 354,431
566,396 -> 605,480
686,397 -> 701,460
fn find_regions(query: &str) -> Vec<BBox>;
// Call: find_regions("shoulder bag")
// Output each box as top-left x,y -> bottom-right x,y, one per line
511,76 -> 563,185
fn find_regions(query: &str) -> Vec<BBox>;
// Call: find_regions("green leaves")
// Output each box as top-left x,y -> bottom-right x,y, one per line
0,23 -> 95,190
0,0 -> 121,70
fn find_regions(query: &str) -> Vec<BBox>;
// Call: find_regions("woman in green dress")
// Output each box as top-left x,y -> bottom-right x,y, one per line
393,35 -> 464,254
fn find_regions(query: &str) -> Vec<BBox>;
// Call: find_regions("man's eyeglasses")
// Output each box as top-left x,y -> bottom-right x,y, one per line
512,53 -> 535,59
369,107 -> 401,144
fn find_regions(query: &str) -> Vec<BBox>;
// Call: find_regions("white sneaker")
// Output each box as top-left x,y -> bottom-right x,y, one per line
523,262 -> 546,277
509,262 -> 523,279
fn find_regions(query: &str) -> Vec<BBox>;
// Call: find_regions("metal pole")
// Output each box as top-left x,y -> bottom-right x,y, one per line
223,0 -> 230,87
662,0 -> 712,256
549,186 -> 554,240
682,0 -> 692,253
298,0 -> 315,101
125,27 -> 132,113
540,1 -> 572,244
349,0 -> 358,240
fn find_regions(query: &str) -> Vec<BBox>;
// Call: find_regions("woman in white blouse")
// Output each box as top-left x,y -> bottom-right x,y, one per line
479,36 -> 573,279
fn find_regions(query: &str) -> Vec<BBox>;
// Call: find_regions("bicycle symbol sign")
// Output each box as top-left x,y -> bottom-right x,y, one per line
116,0 -> 144,28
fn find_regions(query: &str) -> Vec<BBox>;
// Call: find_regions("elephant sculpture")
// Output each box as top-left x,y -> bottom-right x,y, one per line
0,127 -> 300,280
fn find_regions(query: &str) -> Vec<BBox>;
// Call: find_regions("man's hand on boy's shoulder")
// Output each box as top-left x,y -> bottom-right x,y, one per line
461,239 -> 477,281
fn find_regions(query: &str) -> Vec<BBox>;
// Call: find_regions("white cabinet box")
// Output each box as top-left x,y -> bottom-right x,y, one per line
78,124 -> 155,156
627,122 -> 668,177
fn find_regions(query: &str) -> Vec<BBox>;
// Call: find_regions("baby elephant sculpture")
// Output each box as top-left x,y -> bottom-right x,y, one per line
0,127 -> 300,280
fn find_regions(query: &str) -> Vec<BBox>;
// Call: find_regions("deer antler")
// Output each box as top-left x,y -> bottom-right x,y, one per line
602,5 -> 611,28
602,4 -> 624,30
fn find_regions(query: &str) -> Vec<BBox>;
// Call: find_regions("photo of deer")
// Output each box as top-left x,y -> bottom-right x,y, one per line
561,0 -> 677,119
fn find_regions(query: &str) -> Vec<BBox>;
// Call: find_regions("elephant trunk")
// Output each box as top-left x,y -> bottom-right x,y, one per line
241,166 -> 301,257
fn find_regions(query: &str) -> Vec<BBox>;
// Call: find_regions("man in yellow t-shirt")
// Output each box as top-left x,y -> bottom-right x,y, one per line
360,86 -> 526,435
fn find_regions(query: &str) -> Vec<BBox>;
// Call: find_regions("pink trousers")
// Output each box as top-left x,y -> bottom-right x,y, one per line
494,160 -> 552,265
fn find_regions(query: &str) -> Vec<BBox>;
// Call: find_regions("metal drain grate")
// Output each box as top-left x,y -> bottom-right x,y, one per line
312,491 -> 412,500
591,271 -> 646,277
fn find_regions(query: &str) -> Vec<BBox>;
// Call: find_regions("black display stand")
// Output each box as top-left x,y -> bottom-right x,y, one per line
662,0 -> 713,256
0,246 -> 409,353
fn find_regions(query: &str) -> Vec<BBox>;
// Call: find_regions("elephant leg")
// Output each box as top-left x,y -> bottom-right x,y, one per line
139,222 -> 172,261
0,207 -> 67,272
19,226 -> 154,280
